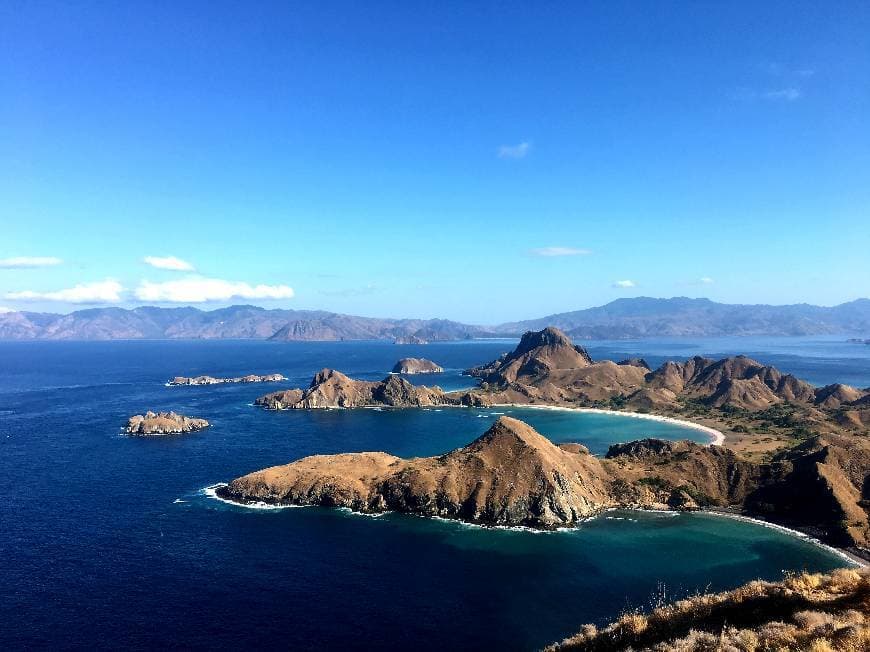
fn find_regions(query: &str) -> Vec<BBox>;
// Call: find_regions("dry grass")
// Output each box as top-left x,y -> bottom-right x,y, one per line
547,568 -> 870,651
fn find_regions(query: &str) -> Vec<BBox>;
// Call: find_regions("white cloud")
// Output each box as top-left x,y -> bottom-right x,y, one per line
498,142 -> 531,159
612,280 -> 636,289
0,256 -> 63,269
763,88 -> 801,101
699,276 -> 714,284
143,256 -> 195,271
5,279 -> 124,303
135,276 -> 294,303
0,306 -> 15,313
530,246 -> 592,257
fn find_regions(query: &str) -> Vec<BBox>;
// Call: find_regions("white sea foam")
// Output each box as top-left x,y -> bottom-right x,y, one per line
200,483 -> 302,511
700,511 -> 866,568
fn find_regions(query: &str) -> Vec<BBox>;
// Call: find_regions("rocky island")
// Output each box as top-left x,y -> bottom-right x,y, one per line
390,357 -> 443,374
125,411 -> 210,435
168,373 -> 285,386
254,368 -> 482,409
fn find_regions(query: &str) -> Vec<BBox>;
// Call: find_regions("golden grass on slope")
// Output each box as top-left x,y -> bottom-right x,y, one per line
547,568 -> 870,651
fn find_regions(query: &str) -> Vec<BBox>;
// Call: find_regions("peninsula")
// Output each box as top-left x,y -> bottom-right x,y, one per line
217,416 -> 753,527
168,373 -> 285,386
390,358 -> 443,374
125,411 -> 210,435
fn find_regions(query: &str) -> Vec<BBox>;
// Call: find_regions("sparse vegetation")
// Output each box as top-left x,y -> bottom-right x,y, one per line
547,568 -> 870,651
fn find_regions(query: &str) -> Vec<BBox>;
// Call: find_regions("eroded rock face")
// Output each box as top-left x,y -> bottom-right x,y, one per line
168,373 -> 285,386
125,411 -> 210,435
391,358 -> 443,374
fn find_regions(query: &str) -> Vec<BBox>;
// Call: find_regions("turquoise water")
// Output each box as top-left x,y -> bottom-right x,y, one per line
0,340 -> 855,650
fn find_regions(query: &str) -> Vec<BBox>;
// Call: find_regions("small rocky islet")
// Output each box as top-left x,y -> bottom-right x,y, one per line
167,373 -> 285,386
125,411 -> 210,435
390,357 -> 443,374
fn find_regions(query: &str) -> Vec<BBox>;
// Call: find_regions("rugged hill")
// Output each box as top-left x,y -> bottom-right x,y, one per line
253,369 -> 480,409
548,568 -> 869,651
465,328 -> 870,416
217,417 -> 740,526
498,297 -> 870,338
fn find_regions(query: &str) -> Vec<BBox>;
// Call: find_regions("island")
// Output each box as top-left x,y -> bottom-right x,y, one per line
391,358 -> 443,374
167,373 -> 285,386
124,411 -> 210,435
244,326 -> 870,552
548,568 -> 869,651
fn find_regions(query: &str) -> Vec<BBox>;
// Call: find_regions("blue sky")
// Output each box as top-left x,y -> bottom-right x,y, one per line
1,1 -> 868,323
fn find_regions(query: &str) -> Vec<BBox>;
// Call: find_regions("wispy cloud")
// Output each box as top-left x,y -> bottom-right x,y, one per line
0,256 -> 63,269
5,279 -> 124,303
498,142 -> 531,159
762,88 -> 801,102
135,276 -> 294,303
143,255 -> 195,271
612,280 -> 636,289
530,246 -> 592,257
699,276 -> 714,284
0,306 -> 15,313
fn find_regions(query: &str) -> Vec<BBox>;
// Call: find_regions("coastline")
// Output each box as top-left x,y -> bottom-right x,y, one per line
202,483 -> 860,566
699,509 -> 868,568
491,403 -> 726,446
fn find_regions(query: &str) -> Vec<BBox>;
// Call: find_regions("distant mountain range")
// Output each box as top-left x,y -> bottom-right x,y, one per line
501,297 -> 870,339
1,297 -> 868,341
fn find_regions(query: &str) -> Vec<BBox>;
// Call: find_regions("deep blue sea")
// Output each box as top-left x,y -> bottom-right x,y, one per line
1,336 -> 867,650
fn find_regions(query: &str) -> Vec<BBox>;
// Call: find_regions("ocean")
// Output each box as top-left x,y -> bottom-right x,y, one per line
0,336 -> 865,650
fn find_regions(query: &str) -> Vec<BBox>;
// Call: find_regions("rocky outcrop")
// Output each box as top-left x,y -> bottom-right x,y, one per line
168,373 -> 285,386
391,358 -> 443,374
254,369 -> 462,410
124,411 -> 209,435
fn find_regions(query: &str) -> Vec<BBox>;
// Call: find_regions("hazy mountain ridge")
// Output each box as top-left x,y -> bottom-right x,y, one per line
499,297 -> 870,338
1,297 -> 868,340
